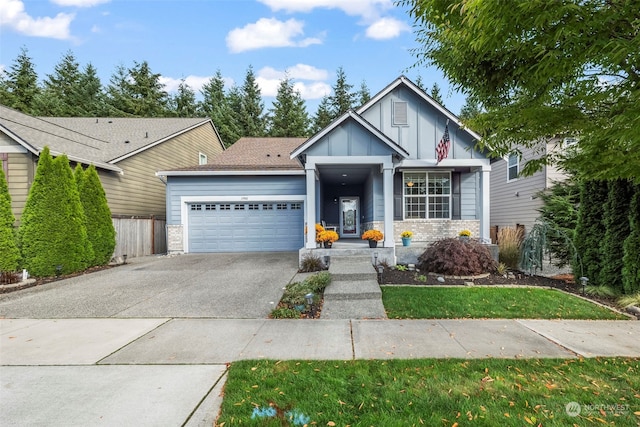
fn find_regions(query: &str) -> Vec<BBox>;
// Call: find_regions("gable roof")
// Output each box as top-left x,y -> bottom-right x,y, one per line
159,137 -> 306,175
290,110 -> 410,159
0,105 -> 222,171
357,75 -> 483,142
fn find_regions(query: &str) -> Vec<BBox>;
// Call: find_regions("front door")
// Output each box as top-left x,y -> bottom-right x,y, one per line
339,197 -> 360,238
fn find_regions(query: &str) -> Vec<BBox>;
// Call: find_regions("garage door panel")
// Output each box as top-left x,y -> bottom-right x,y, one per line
188,202 -> 304,253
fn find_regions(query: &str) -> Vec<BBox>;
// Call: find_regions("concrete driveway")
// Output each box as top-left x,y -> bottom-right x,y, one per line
0,252 -> 300,319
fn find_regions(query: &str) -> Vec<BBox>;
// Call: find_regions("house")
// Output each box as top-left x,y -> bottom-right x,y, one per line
159,76 -> 492,263
490,139 -> 571,240
0,105 -> 225,256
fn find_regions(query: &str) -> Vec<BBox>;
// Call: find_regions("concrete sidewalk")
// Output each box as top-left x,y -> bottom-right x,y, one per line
2,318 -> 639,426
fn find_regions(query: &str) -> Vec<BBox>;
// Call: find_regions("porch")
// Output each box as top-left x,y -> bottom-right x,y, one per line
299,239 -> 428,267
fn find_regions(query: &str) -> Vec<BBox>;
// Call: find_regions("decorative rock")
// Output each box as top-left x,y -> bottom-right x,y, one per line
408,264 -> 416,271
437,276 -> 445,283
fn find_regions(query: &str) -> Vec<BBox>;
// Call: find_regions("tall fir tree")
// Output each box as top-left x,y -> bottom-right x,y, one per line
267,76 -> 309,137
19,148 -> 92,276
622,184 -> 640,294
414,75 -> 426,92
75,165 -> 116,266
226,85 -> 245,143
171,79 -> 198,117
238,65 -> 266,137
200,70 -> 241,146
0,47 -> 40,114
459,95 -> 482,121
328,67 -> 355,118
0,168 -> 20,273
312,95 -> 333,134
572,180 -> 608,285
105,61 -> 169,117
356,80 -> 371,108
430,82 -> 444,105
599,179 -> 634,292
36,50 -> 83,116
76,63 -> 106,116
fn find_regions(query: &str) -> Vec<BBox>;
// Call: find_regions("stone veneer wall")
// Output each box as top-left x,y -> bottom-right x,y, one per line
167,224 -> 184,253
362,220 -> 480,243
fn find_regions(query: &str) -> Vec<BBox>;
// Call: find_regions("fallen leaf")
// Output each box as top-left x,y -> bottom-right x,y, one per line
327,422 -> 336,426
504,413 -> 510,418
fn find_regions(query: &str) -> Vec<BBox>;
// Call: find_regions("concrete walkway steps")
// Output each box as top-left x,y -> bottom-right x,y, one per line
321,255 -> 387,319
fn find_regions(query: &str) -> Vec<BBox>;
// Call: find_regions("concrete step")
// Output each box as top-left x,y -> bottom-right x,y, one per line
324,279 -> 382,301
320,298 -> 387,319
329,256 -> 377,281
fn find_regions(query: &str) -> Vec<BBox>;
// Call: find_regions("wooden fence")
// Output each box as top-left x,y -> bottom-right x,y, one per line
112,216 -> 166,258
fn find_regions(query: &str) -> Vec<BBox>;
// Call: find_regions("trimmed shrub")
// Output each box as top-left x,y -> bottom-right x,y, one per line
497,227 -> 523,269
0,168 -> 20,273
75,164 -> 116,266
417,238 -> 497,276
572,180 -> 608,284
19,148 -> 92,276
622,184 -> 640,294
599,179 -> 633,291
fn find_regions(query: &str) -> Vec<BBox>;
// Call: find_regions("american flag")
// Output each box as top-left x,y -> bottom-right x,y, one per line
436,125 -> 450,163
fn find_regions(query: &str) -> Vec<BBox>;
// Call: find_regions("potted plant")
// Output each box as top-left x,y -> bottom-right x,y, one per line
458,229 -> 471,241
361,229 -> 384,248
401,230 -> 413,246
317,230 -> 339,248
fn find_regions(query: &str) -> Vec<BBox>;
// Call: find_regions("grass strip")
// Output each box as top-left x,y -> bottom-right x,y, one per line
216,358 -> 640,426
382,287 -> 627,320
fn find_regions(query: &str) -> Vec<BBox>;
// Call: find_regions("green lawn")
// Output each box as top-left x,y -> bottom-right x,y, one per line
216,358 -> 640,426
382,286 -> 627,320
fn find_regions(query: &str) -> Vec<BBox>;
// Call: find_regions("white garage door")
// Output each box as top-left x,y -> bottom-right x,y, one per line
188,201 -> 304,252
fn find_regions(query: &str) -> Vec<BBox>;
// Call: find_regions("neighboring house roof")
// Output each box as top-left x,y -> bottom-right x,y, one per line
0,104 -> 221,171
290,110 -> 410,160
358,75 -> 483,142
159,137 -> 306,176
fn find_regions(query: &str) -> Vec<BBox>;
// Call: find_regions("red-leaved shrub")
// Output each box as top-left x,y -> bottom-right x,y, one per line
417,238 -> 497,276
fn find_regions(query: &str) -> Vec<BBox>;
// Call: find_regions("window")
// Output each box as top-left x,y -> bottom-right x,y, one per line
403,172 -> 451,219
262,203 -> 273,210
205,204 -> 215,211
190,204 -> 202,211
291,203 -> 302,210
219,204 -> 231,210
248,204 -> 259,210
234,204 -> 245,210
198,152 -> 207,165
276,203 -> 287,210
393,101 -> 408,126
507,154 -> 519,181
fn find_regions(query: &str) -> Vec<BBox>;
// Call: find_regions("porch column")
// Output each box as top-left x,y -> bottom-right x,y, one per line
480,166 -> 490,242
383,164 -> 394,248
305,164 -> 317,248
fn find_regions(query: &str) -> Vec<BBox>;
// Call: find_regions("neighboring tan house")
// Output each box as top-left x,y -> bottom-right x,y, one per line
158,76 -> 492,263
0,105 -> 225,257
490,139 -> 572,240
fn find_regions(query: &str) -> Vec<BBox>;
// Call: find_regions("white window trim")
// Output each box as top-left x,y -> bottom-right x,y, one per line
507,153 -> 519,182
198,152 -> 208,165
402,171 -> 452,220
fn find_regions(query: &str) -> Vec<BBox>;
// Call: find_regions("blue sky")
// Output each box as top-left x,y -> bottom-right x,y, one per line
0,0 -> 467,115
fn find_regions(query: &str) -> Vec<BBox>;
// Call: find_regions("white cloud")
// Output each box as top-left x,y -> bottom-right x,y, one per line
365,17 -> 409,40
226,17 -> 322,53
256,65 -> 331,99
51,0 -> 110,6
159,75 -> 214,94
258,0 -> 393,20
0,0 -> 74,39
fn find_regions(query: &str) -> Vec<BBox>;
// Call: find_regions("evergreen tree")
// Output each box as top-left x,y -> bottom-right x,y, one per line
599,179 -> 634,292
37,50 -> 82,116
356,80 -> 371,108
105,61 -> 169,117
76,63 -> 105,116
200,70 -> 241,147
0,168 -> 20,273
430,82 -> 444,105
536,177 -> 580,267
622,184 -> 640,294
75,164 -> 115,266
328,67 -> 355,118
19,148 -> 91,276
572,180 -> 608,285
459,95 -> 482,121
226,85 -> 244,144
312,95 -> 333,134
238,65 -> 266,137
414,75 -> 426,92
171,79 -> 198,117
267,76 -> 309,137
0,47 -> 40,114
